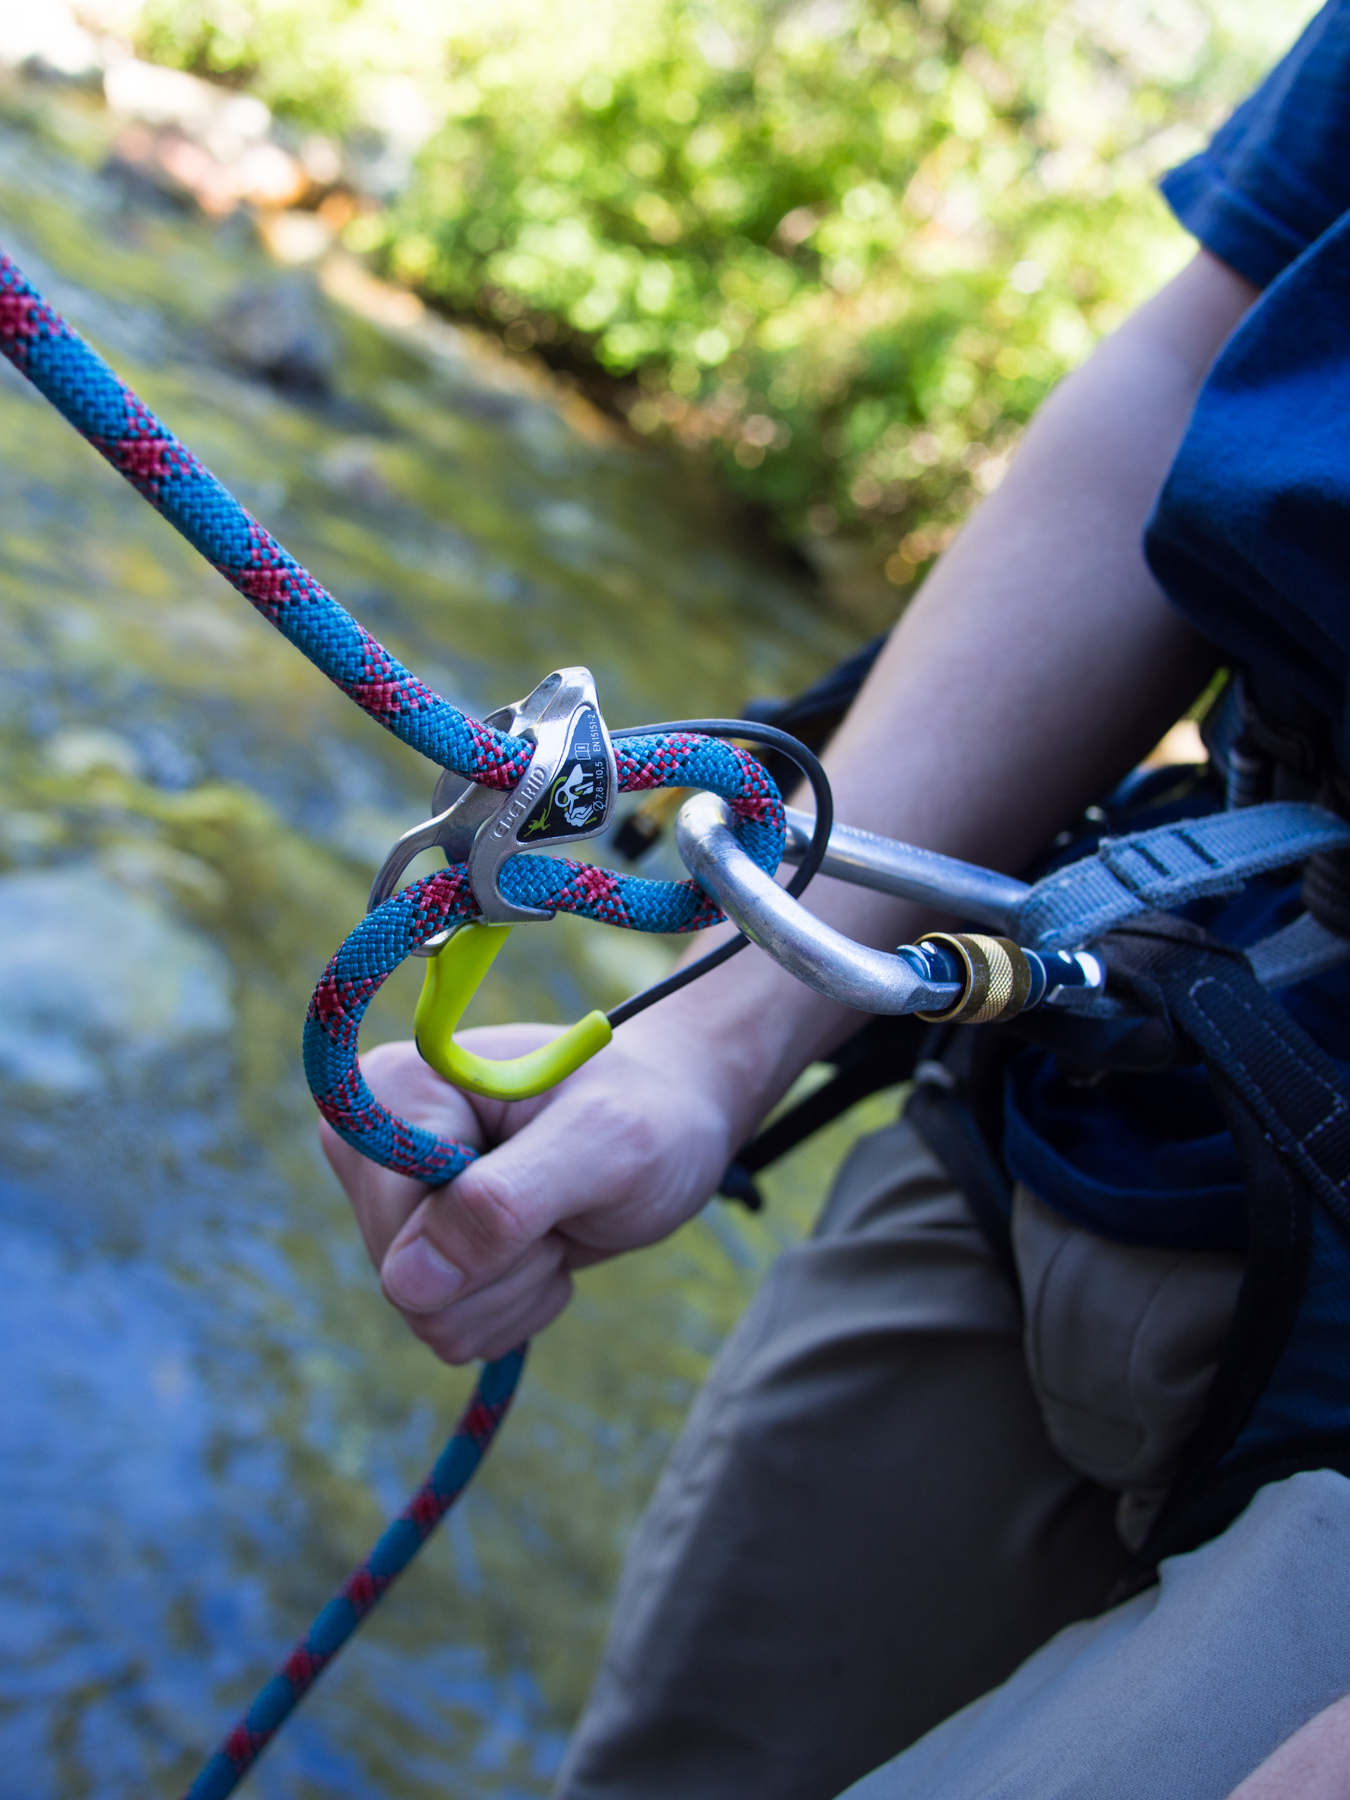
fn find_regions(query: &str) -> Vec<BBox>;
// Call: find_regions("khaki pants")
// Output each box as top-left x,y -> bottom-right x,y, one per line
555,1119 -> 1128,1800
839,1466 -> 1350,1800
554,1116 -> 1349,1800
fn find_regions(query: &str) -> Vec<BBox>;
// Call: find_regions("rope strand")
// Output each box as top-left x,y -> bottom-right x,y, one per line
0,246 -> 794,1794
183,1348 -> 526,1800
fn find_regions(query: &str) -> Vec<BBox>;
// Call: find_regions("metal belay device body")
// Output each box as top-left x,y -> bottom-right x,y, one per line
373,668 -> 620,1102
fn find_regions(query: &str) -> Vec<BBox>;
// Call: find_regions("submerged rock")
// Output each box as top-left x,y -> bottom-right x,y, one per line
213,274 -> 335,396
0,869 -> 233,1093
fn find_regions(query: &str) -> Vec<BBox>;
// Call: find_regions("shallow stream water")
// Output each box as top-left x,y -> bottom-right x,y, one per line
0,78 -> 896,1800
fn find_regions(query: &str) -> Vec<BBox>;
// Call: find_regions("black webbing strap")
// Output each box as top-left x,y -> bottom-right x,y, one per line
1099,916 -> 1350,1583
719,1014 -> 928,1210
906,1075 -> 1018,1286
904,1024 -> 1020,1288
1103,916 -> 1350,1237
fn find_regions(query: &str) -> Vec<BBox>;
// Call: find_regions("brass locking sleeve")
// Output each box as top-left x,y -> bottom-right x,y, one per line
915,932 -> 1035,1025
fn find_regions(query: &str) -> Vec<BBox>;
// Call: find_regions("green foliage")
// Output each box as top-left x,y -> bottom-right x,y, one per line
134,0 -> 1318,602
135,0 -> 370,124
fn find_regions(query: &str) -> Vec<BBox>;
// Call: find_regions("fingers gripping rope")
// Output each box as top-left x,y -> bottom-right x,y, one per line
0,247 -> 788,1184
307,731 -> 785,1184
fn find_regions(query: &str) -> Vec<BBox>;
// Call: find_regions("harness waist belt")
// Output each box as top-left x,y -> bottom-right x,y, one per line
1014,803 -> 1350,951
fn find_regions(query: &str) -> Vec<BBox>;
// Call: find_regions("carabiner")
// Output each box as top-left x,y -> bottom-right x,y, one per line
413,922 -> 612,1100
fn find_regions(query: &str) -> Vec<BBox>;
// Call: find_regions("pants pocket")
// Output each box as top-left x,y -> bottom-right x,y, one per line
1012,1186 -> 1244,1544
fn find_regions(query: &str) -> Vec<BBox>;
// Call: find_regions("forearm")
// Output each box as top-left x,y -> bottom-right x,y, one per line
650,249 -> 1258,1140
330,251 -> 1262,1354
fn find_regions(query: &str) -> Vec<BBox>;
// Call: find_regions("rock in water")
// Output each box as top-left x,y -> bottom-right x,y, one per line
214,274 -> 334,396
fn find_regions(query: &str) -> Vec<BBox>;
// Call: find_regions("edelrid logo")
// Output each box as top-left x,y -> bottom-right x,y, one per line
490,763 -> 549,838
523,758 -> 603,838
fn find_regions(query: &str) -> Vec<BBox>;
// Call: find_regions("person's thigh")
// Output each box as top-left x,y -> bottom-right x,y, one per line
555,1117 -> 1128,1800
838,1468 -> 1350,1800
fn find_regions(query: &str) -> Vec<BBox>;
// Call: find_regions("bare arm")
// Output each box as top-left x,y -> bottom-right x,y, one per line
324,248 -> 1258,1362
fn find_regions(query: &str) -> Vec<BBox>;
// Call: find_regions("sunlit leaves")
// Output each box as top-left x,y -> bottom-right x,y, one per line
135,0 -> 1320,602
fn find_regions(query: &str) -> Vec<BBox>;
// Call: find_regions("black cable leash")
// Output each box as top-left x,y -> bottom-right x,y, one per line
606,720 -> 834,1028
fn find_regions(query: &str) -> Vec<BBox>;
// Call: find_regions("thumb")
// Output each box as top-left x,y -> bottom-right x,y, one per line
380,1125 -> 570,1312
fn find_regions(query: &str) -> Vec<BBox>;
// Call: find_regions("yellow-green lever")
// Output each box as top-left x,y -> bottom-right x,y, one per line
413,922 -> 613,1100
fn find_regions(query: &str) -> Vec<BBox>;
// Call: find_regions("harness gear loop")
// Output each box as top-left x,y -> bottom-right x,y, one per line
413,923 -> 613,1100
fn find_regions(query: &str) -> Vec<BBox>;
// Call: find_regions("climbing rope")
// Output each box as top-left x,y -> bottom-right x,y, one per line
0,248 -> 791,1175
186,1349 -> 525,1800
0,246 -> 808,1791
304,726 -> 788,1182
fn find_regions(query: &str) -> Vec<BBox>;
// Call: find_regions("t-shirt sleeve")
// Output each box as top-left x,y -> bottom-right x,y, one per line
1161,1 -> 1350,288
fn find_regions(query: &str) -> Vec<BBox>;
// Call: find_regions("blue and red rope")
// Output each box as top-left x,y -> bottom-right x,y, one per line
0,246 -> 786,1177
185,1349 -> 526,1800
0,244 -> 787,1795
0,253 -> 531,785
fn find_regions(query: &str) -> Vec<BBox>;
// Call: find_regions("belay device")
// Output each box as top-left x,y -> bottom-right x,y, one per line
7,243 -> 1350,1793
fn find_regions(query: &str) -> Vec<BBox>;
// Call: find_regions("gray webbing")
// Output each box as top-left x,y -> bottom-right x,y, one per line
1247,912 -> 1350,989
1012,803 -> 1350,951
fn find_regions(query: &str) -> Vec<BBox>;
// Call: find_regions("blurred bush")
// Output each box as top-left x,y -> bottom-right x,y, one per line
132,0 -> 1316,615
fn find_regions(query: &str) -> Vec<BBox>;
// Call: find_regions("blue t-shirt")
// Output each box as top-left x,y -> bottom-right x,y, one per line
1005,0 -> 1350,1248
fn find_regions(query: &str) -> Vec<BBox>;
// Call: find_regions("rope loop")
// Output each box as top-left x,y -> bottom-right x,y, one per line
0,240 -> 795,1792
0,246 -> 791,1180
305,733 -> 784,1182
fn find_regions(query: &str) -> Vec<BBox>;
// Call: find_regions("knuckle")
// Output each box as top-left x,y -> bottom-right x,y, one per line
358,1038 -> 419,1085
408,1310 -> 479,1366
575,1088 -> 663,1173
451,1166 -> 532,1261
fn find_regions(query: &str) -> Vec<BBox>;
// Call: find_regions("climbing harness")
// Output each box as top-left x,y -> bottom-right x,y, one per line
697,680 -> 1350,1586
12,238 -> 1350,1787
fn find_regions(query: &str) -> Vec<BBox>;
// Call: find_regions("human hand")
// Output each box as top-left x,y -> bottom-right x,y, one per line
320,1019 -> 746,1365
